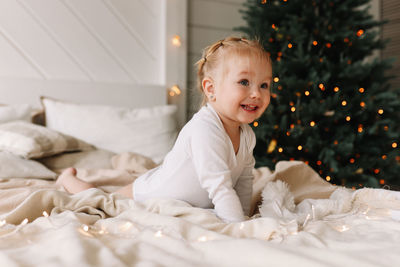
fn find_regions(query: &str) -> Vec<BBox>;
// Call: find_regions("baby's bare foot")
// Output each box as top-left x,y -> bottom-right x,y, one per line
56,167 -> 94,193
56,167 -> 77,187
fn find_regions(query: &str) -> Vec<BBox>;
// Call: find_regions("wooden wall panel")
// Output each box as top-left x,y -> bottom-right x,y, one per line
187,0 -> 246,117
382,0 -> 400,90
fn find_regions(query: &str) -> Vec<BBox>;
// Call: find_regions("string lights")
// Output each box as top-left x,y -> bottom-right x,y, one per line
172,35 -> 182,47
169,85 -> 181,97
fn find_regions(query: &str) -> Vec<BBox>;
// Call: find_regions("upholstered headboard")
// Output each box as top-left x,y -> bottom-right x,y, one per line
0,0 -> 187,125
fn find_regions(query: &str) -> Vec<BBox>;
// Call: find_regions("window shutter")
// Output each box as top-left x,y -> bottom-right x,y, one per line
381,0 -> 400,89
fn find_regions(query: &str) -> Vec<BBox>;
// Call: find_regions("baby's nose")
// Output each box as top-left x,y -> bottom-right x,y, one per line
250,88 -> 261,98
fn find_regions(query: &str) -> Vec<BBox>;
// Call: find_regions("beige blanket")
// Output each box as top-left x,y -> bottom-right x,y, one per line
1,152 -> 400,267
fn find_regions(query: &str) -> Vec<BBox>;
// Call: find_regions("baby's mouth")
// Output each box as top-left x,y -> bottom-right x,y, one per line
241,104 -> 258,111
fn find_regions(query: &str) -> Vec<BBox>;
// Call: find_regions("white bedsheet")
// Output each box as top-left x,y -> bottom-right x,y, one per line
0,153 -> 399,267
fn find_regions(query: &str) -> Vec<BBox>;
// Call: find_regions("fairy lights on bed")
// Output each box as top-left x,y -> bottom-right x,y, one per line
154,230 -> 163,238
20,218 -> 29,226
1,194 -> 397,248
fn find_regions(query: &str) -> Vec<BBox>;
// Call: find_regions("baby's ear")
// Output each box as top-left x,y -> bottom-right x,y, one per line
202,77 -> 215,95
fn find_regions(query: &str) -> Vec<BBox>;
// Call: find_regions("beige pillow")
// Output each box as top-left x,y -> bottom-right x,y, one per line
42,97 -> 178,164
0,121 -> 94,159
0,151 -> 56,179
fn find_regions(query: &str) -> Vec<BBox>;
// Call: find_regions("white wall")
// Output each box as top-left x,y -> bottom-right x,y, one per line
187,0 -> 247,118
0,0 -> 166,84
0,0 -> 188,126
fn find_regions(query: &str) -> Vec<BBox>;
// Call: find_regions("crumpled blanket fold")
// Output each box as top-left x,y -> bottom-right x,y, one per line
1,155 -> 400,267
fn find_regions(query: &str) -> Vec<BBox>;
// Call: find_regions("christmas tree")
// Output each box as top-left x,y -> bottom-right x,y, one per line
237,0 -> 400,188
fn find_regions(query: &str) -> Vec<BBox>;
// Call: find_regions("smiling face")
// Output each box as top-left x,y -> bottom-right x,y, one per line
202,52 -> 272,131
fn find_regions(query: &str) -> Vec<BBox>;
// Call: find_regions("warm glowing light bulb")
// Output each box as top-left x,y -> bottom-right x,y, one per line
172,35 -> 182,47
305,90 -> 310,96
253,121 -> 259,127
326,176 -> 331,182
360,102 -> 365,107
393,142 -> 398,148
319,83 -> 324,89
291,107 -> 296,112
198,236 -> 208,242
357,29 -> 364,37
378,109 -> 384,115
334,87 -> 339,92
155,230 -> 163,238
342,100 -> 347,106
359,88 -> 365,93
288,43 -> 293,48
298,145 -> 303,150
274,77 -> 280,82
313,41 -> 318,46
170,85 -> 181,95
278,147 -> 283,153
349,158 -> 355,163
310,121 -> 316,127
346,116 -> 351,121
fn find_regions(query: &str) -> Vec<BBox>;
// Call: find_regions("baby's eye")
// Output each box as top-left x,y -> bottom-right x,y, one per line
261,83 -> 269,89
239,79 -> 249,86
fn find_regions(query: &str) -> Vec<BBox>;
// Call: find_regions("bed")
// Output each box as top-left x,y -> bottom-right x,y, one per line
1,1 -> 400,267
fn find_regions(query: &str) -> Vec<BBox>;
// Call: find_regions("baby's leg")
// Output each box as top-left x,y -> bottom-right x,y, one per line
56,167 -> 94,194
115,184 -> 133,198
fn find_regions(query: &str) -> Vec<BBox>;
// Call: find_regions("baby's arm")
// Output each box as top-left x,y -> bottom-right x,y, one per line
234,156 -> 255,216
190,124 -> 245,223
234,125 -> 256,216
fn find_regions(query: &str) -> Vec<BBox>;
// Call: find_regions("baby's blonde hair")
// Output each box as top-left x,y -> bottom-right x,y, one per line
195,36 -> 271,106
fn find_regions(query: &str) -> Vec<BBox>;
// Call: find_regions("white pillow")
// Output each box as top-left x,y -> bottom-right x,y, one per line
0,151 -> 56,179
0,121 -> 94,159
42,98 -> 178,163
0,104 -> 34,123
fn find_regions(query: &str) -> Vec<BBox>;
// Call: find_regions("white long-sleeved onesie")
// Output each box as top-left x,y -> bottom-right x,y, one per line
133,104 -> 256,222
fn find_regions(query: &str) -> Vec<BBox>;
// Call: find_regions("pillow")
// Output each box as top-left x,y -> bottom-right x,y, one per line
0,104 -> 35,124
0,121 -> 94,159
0,151 -> 56,179
42,97 -> 178,163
